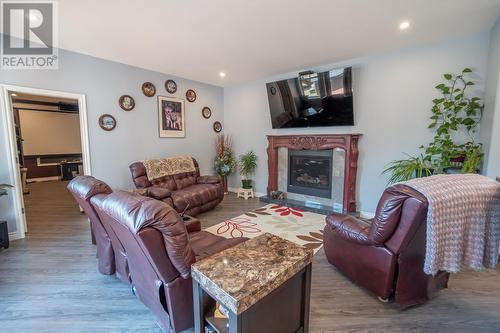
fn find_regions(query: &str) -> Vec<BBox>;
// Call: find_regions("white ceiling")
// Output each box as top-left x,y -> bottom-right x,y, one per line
58,0 -> 500,86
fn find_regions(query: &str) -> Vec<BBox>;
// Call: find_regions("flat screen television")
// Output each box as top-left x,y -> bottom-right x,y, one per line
266,67 -> 353,128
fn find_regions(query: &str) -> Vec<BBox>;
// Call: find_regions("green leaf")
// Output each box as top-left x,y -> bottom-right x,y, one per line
466,81 -> 475,86
444,74 -> 453,80
462,68 -> 472,73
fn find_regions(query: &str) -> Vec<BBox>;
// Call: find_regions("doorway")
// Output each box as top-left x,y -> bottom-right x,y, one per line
0,85 -> 91,239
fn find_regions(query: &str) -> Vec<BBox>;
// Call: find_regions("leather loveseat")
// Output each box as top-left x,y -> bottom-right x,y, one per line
92,190 -> 247,332
323,184 -> 450,308
129,157 -> 223,216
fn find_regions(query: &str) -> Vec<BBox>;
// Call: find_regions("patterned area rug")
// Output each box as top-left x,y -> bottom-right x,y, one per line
205,204 -> 327,254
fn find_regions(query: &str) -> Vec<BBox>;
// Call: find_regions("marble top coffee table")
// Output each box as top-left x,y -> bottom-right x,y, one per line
191,232 -> 313,333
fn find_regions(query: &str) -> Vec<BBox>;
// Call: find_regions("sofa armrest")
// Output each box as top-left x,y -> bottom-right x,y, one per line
197,175 -> 221,184
183,218 -> 201,233
326,213 -> 373,245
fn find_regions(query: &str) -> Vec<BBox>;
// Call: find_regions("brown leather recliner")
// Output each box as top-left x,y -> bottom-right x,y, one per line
92,190 -> 247,333
323,184 -> 450,308
67,176 -> 132,284
67,176 -> 114,275
129,157 -> 223,216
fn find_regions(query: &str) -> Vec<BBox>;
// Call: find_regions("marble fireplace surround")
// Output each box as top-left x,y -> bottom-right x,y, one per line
266,134 -> 361,213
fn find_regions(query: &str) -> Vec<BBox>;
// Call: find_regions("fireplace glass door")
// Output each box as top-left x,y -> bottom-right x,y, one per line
287,149 -> 333,199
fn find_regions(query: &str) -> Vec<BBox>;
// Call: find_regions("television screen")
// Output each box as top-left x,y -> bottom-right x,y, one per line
266,67 -> 353,128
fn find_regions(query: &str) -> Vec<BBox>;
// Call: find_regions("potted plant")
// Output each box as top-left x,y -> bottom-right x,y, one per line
383,68 -> 484,184
238,151 -> 257,189
0,184 -> 13,197
382,154 -> 433,183
214,134 -> 236,193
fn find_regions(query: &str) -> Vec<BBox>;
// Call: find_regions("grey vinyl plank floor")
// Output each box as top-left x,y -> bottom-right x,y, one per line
1,181 -> 500,332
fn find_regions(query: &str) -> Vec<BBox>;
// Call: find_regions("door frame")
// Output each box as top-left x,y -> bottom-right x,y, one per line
0,84 -> 91,240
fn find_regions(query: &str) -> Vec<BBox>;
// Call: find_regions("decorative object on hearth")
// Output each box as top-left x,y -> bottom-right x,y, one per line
165,79 -> 177,94
185,88 -> 197,102
214,134 -> 236,193
270,190 -> 287,201
383,68 -> 484,183
213,121 -> 222,133
202,106 -> 212,119
158,96 -> 185,138
118,94 -> 135,111
98,114 -> 117,131
141,82 -> 156,97
238,150 -> 257,189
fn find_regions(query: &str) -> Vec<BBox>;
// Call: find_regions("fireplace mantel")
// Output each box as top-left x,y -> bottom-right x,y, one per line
266,134 -> 361,213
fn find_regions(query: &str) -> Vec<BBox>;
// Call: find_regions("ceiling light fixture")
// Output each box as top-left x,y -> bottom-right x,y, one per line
219,72 -> 226,78
11,93 -> 17,97
399,21 -> 410,30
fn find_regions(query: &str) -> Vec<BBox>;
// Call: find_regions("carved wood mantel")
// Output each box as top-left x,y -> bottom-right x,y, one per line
266,134 -> 361,213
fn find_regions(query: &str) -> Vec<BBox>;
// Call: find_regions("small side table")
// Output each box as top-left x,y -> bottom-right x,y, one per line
192,233 -> 313,333
237,188 -> 254,200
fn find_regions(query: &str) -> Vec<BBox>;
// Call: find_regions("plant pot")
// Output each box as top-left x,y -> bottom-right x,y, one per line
222,176 -> 228,194
241,179 -> 252,189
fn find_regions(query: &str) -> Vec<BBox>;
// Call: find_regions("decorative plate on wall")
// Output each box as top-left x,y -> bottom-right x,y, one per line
99,114 -> 116,131
186,89 -> 197,102
165,80 -> 177,94
142,82 -> 156,97
202,106 -> 212,119
213,121 -> 222,133
119,95 -> 135,111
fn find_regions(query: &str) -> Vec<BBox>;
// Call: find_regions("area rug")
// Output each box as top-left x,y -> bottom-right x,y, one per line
205,204 -> 327,254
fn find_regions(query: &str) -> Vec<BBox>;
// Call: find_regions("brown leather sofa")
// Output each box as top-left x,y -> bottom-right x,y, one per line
129,157 -> 224,216
92,190 -> 247,332
323,184 -> 450,308
67,176 -> 132,284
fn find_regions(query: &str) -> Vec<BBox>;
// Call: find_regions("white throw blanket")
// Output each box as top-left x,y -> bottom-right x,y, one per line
403,174 -> 500,275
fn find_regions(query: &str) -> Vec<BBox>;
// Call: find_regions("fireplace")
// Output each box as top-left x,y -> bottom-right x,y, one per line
265,134 -> 361,213
288,149 -> 333,198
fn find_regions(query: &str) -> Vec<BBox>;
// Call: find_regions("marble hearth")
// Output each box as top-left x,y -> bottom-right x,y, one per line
262,134 -> 361,213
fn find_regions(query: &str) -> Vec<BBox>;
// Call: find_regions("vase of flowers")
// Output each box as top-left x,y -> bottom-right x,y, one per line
214,134 -> 236,193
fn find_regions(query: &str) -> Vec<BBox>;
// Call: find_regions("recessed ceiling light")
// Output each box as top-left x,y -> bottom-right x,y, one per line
399,21 -> 410,30
219,72 -> 226,78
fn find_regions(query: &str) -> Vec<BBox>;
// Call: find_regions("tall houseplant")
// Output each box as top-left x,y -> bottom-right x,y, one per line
214,134 -> 236,193
238,151 -> 257,189
383,68 -> 484,184
0,184 -> 13,197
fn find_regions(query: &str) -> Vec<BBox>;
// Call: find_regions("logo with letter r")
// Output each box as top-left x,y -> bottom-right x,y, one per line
1,1 -> 58,69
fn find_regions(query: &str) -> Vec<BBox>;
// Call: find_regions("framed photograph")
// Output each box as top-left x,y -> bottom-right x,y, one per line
202,106 -> 212,119
213,121 -> 222,133
165,80 -> 177,94
186,89 -> 197,102
158,96 -> 185,138
99,114 -> 116,131
119,95 -> 135,111
142,82 -> 156,97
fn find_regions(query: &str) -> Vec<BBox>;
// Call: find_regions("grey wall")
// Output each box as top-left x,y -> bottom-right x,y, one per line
482,17 -> 500,179
224,33 -> 490,214
0,48 -> 224,233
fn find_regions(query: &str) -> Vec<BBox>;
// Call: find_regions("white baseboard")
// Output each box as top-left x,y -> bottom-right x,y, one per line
27,176 -> 61,183
8,231 -> 24,241
228,187 -> 266,197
